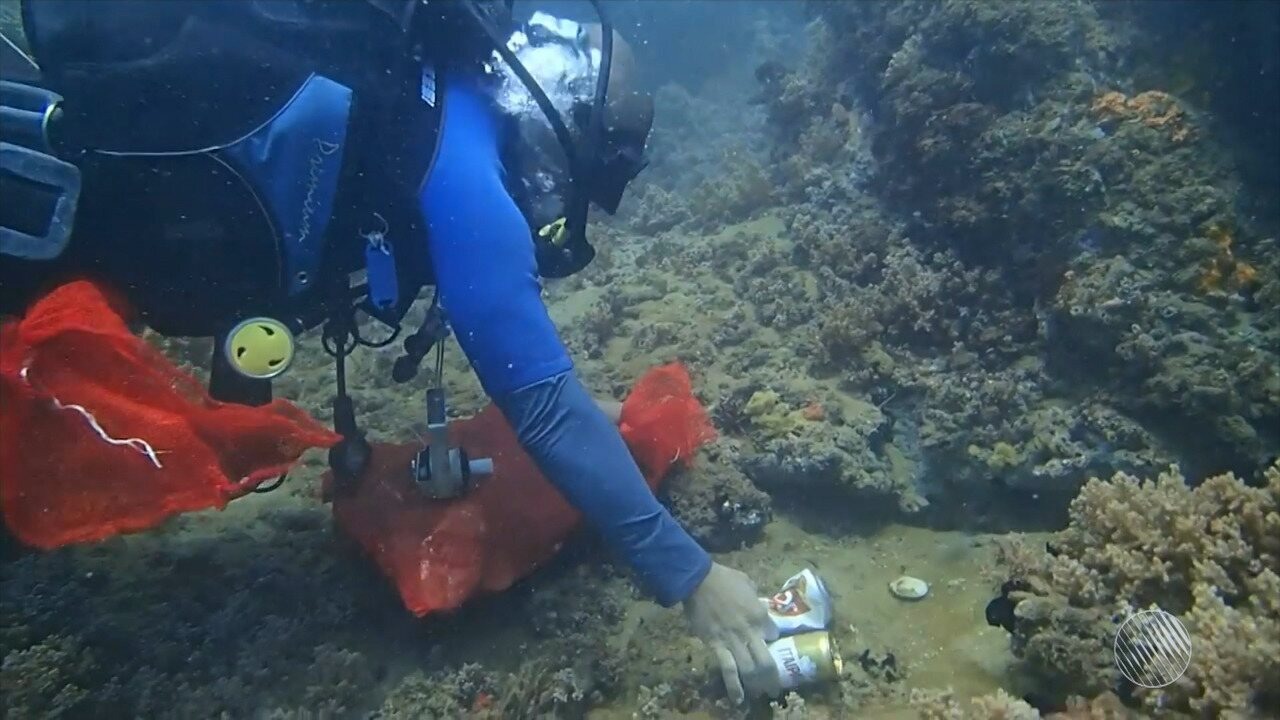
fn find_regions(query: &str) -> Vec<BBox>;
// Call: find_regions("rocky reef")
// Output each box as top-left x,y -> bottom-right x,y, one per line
0,508 -> 643,719
0,509 -> 379,717
913,688 -> 1137,720
990,462 -> 1279,717
737,0 -> 1278,519
664,442 -> 773,552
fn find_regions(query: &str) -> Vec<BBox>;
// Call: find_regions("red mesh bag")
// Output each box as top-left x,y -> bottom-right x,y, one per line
0,281 -> 340,549
329,362 -> 715,617
619,363 -> 718,479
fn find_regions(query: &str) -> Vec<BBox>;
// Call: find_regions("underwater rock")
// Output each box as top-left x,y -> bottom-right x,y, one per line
854,648 -> 900,683
664,444 -> 773,552
738,392 -> 928,514
526,564 -> 626,642
985,578 -> 1031,633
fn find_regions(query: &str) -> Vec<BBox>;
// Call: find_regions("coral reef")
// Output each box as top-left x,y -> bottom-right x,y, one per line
687,153 -> 778,231
0,634 -> 96,718
0,522 -> 377,718
623,183 -> 692,236
368,560 -> 629,719
752,0 -> 1278,497
912,687 -> 1041,720
0,511 -> 639,718
374,663 -> 497,719
619,76 -> 777,236
374,660 -> 610,720
769,691 -> 812,719
911,688 -> 1135,719
992,463 -> 1280,717
1090,90 -> 1195,144
741,401 -> 925,513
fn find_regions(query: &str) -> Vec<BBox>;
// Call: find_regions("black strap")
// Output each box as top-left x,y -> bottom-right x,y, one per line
322,278 -> 373,491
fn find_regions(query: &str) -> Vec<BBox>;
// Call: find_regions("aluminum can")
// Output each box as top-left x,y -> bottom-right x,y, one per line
764,568 -> 832,635
768,630 -> 843,690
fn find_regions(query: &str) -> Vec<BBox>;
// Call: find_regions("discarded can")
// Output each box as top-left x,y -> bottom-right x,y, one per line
764,568 -> 832,635
768,630 -> 843,690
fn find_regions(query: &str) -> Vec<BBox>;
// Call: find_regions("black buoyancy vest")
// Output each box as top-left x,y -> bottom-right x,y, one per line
17,0 -> 460,337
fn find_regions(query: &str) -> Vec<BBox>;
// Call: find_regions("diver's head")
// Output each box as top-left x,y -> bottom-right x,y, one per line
495,12 -> 651,220
580,24 -> 651,214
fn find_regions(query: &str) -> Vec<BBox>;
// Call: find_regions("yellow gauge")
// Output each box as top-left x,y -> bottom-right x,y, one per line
224,317 -> 295,379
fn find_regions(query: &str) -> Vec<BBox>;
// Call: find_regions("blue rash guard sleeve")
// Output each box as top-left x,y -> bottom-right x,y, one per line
417,72 -> 712,607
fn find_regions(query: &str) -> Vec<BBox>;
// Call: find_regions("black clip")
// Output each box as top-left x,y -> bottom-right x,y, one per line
392,303 -> 449,383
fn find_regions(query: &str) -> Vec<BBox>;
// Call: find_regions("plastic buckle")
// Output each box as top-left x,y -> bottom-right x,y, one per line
0,142 -> 80,260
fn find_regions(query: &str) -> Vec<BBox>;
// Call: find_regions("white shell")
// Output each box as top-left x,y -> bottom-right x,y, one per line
889,575 -> 930,600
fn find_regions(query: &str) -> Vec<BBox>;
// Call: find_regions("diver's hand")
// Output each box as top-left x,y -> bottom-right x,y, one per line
683,562 -> 781,704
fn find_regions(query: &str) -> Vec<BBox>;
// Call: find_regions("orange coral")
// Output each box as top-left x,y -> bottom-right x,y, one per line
1196,263 -> 1225,294
1090,90 -> 1129,118
1196,223 -> 1259,294
1091,90 -> 1194,143
1232,262 -> 1258,287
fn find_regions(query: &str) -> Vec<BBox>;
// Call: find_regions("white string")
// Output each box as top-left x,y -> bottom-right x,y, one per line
51,399 -> 165,469
20,363 -> 164,469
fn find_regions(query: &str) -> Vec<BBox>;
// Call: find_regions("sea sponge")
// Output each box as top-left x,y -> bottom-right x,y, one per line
994,463 -> 1280,716
743,389 -> 805,440
1196,223 -> 1261,295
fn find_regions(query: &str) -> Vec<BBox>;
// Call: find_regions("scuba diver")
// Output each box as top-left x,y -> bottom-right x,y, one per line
0,0 -> 780,705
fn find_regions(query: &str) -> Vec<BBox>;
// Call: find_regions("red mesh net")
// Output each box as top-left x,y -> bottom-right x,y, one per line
329,362 -> 716,617
0,281 -> 340,549
619,363 -> 718,479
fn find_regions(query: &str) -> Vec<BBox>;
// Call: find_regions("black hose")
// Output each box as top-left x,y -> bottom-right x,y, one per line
252,474 -> 287,494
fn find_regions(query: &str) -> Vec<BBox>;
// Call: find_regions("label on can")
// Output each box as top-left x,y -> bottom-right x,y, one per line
768,631 -> 842,690
764,568 -> 832,636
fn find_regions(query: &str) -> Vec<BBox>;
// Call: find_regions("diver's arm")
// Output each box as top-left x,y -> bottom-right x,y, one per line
496,372 -> 711,606
419,71 -> 711,606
